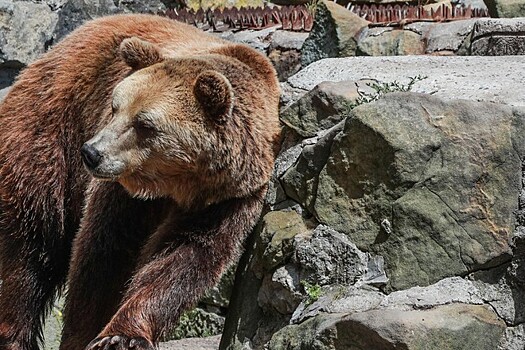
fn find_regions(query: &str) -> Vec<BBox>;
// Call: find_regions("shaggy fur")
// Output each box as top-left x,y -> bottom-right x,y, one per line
0,14 -> 280,350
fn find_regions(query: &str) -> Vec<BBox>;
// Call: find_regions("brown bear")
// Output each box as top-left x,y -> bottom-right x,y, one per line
0,14 -> 280,350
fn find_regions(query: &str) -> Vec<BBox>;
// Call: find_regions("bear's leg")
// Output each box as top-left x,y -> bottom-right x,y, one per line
60,181 -> 167,350
0,234 -> 70,350
84,188 -> 266,350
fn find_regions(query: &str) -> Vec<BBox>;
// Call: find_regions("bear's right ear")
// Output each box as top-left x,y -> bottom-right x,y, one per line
193,70 -> 234,123
119,37 -> 163,70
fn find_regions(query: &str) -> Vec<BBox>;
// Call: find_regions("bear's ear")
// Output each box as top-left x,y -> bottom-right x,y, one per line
193,70 -> 234,122
212,44 -> 277,81
120,37 -> 163,70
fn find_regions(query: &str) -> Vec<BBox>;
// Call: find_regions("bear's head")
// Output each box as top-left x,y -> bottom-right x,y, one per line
80,37 -> 280,208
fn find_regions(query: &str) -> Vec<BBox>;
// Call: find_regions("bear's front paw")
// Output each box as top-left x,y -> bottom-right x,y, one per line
86,335 -> 153,350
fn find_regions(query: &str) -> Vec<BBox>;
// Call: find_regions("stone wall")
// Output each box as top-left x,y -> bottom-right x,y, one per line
221,65 -> 525,349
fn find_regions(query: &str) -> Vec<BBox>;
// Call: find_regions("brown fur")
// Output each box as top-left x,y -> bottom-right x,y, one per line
0,14 -> 280,350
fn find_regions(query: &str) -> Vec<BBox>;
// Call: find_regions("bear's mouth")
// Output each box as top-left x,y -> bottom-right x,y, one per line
87,168 -> 123,181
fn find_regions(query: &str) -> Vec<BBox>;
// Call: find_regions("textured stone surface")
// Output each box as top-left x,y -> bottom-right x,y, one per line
169,308 -> 225,340
471,18 -> 525,55
498,325 -> 525,350
280,81 -> 356,138
424,19 -> 476,54
483,0 -> 525,17
315,93 -> 518,290
53,0 -> 121,41
258,265 -> 303,315
161,335 -> 221,350
216,26 -> 277,52
381,277 -> 484,308
338,304 -> 506,349
270,30 -> 309,51
293,226 -> 368,286
252,210 -> 308,278
269,304 -> 506,350
357,28 -> 425,56
281,122 -> 344,212
286,56 -> 525,107
301,0 -> 369,67
267,31 -> 309,81
290,285 -> 386,324
113,0 -> 166,14
0,0 -> 58,67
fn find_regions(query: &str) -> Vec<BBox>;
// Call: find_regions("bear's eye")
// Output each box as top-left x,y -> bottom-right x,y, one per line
133,117 -> 156,135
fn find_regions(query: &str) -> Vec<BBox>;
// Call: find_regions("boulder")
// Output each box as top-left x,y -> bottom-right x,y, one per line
0,0 -> 58,67
423,19 -> 477,54
281,121 -> 345,212
280,81 -> 358,138
160,335 -> 221,350
169,308 -> 225,340
471,18 -> 525,55
268,304 -> 506,350
301,0 -> 369,67
215,26 -> 278,52
498,325 -> 525,350
113,0 -> 166,14
270,30 -> 309,51
483,0 -> 525,17
221,90 -> 525,349
53,0 -> 122,41
285,56 -> 525,107
357,28 -> 425,56
314,93 -> 520,290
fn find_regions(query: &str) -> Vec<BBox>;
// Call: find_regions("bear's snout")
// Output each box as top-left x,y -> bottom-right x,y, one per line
80,143 -> 102,169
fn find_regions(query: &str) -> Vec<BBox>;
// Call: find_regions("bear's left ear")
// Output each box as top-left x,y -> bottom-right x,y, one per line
120,37 -> 163,70
193,70 -> 234,122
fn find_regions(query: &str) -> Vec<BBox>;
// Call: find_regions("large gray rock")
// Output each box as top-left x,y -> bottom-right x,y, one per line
222,91 -> 525,349
314,93 -> 519,290
269,303 -> 506,350
215,27 -> 278,52
53,0 -> 122,41
423,19 -> 476,54
357,28 -> 425,56
483,0 -> 525,17
269,276 -> 510,350
301,0 -> 369,67
0,0 -> 58,67
281,121 -> 345,212
280,81 -> 357,138
286,56 -> 525,107
498,325 -> 525,350
160,335 -> 221,350
471,18 -> 525,55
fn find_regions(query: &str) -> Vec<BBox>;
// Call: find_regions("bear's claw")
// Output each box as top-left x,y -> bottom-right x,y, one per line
86,335 -> 152,350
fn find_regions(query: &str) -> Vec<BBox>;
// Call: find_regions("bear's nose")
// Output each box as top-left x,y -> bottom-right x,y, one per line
80,143 -> 102,169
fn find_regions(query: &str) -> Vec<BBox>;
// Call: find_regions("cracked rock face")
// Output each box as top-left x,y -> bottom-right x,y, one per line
357,28 -> 425,56
314,93 -> 519,291
221,89 -> 525,350
270,303 -> 506,350
0,0 -> 58,78
470,18 -> 525,55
